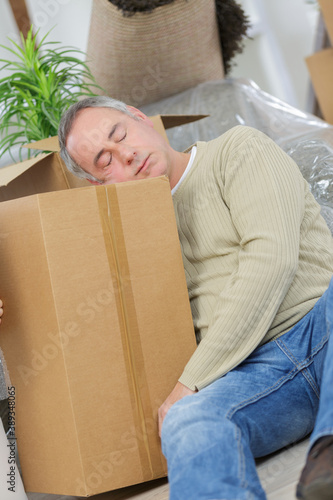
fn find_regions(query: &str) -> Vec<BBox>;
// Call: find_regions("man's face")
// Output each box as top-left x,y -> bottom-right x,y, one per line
66,106 -> 174,185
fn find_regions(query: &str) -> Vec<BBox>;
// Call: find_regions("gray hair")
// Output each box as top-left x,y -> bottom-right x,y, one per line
58,95 -> 135,182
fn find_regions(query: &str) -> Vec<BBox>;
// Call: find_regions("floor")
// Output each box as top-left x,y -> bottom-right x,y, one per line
26,438 -> 309,500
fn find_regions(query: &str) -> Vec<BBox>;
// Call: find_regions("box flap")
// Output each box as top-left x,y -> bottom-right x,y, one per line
160,114 -> 208,129
306,48 -> 333,124
0,152 -> 89,201
24,135 -> 60,152
0,152 -> 51,187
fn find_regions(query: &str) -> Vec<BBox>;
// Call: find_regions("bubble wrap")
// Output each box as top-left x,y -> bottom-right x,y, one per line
141,78 -> 333,233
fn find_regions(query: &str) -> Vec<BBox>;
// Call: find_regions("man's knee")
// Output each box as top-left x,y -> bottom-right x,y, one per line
161,394 -> 210,456
161,392 -> 233,455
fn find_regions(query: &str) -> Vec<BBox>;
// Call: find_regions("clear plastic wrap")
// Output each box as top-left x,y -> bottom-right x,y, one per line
141,78 -> 333,233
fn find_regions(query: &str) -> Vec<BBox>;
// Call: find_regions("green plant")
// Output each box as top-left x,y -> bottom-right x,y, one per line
0,26 -> 103,162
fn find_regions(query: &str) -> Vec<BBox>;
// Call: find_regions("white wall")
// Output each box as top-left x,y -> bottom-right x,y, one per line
230,0 -> 320,112
0,0 -> 93,166
0,0 -> 92,62
25,0 -> 93,52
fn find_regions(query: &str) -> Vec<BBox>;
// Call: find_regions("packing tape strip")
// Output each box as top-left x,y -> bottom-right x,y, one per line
96,185 -> 164,481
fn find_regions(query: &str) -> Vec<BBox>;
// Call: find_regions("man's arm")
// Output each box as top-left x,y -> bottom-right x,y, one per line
178,129 -> 305,391
159,129 -> 307,432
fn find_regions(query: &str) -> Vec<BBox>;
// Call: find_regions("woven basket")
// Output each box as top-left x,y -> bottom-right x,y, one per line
85,0 -> 224,106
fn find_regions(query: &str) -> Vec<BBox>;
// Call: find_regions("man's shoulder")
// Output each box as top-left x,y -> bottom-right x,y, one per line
204,125 -> 265,147
186,126 -> 263,153
219,125 -> 265,141
197,126 -> 263,154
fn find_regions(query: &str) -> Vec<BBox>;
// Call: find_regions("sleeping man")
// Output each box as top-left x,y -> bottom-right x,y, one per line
58,96 -> 333,500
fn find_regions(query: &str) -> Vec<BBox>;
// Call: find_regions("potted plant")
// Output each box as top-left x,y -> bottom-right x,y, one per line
0,26 -> 104,162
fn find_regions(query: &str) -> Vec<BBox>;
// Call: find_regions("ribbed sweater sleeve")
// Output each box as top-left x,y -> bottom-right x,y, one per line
173,126 -> 333,391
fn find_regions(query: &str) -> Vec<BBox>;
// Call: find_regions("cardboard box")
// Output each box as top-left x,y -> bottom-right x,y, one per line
0,177 -> 196,496
306,48 -> 333,124
317,0 -> 333,42
306,0 -> 333,124
0,115 -> 207,202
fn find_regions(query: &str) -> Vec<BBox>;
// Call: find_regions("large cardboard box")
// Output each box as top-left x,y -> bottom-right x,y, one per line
0,114 -> 207,202
0,177 -> 196,496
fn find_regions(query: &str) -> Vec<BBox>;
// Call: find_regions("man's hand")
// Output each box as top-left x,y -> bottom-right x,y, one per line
158,381 -> 195,437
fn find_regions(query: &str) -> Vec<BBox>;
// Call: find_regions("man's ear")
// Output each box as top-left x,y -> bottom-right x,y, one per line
126,105 -> 154,128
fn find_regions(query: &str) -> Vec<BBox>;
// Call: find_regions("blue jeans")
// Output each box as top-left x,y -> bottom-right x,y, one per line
161,278 -> 333,500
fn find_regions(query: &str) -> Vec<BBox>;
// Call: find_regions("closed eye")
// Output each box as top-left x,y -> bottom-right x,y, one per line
96,151 -> 112,169
105,131 -> 126,165
104,153 -> 112,168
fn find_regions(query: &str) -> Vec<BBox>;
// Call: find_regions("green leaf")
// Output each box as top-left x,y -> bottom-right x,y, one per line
0,24 -> 107,160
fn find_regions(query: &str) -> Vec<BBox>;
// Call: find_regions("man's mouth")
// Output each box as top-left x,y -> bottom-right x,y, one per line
136,156 -> 150,175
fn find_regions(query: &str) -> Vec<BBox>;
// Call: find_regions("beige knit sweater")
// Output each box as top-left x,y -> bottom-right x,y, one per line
172,126 -> 333,391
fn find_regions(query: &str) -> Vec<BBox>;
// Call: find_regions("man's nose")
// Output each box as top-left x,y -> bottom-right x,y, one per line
118,145 -> 136,165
